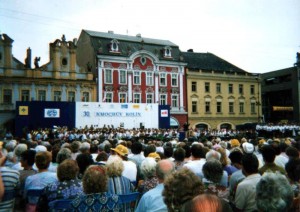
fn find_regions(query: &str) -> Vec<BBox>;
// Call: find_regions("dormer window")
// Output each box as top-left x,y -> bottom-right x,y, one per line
140,56 -> 147,66
164,46 -> 172,58
110,39 -> 120,53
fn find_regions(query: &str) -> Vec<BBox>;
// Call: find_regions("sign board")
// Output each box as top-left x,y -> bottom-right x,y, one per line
75,103 -> 159,129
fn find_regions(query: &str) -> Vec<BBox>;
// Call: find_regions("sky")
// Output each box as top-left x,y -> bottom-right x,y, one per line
1,0 -> 299,74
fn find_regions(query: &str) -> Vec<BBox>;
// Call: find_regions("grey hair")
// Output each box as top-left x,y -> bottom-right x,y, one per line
256,172 -> 294,211
205,150 -> 221,161
106,155 -> 124,177
14,144 -> 28,158
80,142 -> 90,152
141,157 -> 157,179
56,148 -> 72,164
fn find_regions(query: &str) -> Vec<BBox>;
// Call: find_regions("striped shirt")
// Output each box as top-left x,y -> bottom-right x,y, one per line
0,167 -> 20,212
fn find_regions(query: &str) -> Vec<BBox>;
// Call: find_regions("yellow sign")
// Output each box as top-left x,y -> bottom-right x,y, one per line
19,106 -> 29,115
273,106 -> 293,111
133,105 -> 140,109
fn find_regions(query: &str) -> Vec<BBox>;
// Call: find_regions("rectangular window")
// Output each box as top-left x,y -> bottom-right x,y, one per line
68,91 -> 75,102
228,84 -> 233,94
119,93 -> 127,103
21,90 -> 30,101
229,102 -> 234,113
171,74 -> 178,86
205,82 -> 210,92
216,83 -> 221,93
105,93 -> 112,102
192,101 -> 197,113
251,102 -> 256,113
104,69 -> 112,83
191,82 -> 197,92
54,91 -> 61,101
217,102 -> 222,113
133,71 -> 141,85
38,90 -> 46,101
146,93 -> 153,103
239,102 -> 244,113
119,70 -> 127,84
250,85 -> 255,95
146,72 -> 153,86
82,92 -> 89,102
171,95 -> 178,108
133,93 -> 141,103
239,84 -> 243,94
205,101 -> 210,113
160,94 -> 167,105
160,73 -> 166,86
3,89 -> 12,104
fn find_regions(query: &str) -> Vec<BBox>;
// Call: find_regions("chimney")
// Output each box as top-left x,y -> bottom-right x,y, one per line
73,38 -> 77,45
136,33 -> 141,38
108,31 -> 114,34
187,49 -> 193,52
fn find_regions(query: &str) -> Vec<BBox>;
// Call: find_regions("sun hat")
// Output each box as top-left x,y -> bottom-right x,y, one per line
111,144 -> 128,156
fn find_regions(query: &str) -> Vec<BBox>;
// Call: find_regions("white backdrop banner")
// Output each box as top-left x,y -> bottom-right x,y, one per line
75,103 -> 159,129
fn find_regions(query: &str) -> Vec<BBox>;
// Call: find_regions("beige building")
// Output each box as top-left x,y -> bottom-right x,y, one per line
183,50 -> 261,130
0,34 -> 96,130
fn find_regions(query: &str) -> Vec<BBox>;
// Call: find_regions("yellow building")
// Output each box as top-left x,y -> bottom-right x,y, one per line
0,34 -> 96,129
183,50 -> 261,130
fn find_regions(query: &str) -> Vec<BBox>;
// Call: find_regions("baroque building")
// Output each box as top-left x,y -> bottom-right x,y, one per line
183,50 -> 261,130
76,30 -> 188,128
0,34 -> 96,129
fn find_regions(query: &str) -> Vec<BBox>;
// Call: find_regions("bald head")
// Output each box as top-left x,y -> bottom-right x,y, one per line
156,159 -> 175,182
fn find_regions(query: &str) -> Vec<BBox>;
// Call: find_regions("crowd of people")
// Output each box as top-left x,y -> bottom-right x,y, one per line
0,125 -> 299,211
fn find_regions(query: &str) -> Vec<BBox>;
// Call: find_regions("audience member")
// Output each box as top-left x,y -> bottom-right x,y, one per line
234,153 -> 261,211
259,145 -> 286,175
135,159 -> 175,212
37,159 -> 83,210
256,172 -> 294,211
162,168 -> 204,212
138,157 -> 159,194
71,165 -> 120,211
183,144 -> 206,176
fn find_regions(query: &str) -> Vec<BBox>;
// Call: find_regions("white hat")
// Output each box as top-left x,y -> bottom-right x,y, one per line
35,145 -> 47,152
242,142 -> 254,154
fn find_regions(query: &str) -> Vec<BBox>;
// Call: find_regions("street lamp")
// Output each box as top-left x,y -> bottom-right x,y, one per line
256,74 -> 261,123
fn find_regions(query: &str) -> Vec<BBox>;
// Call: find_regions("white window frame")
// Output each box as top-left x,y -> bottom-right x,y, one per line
104,69 -> 113,84
160,94 -> 167,105
146,72 -> 153,86
119,93 -> 127,103
146,93 -> 153,103
119,70 -> 127,84
82,92 -> 89,102
133,71 -> 141,85
160,73 -> 167,86
171,94 -> 179,108
21,90 -> 30,101
104,92 -> 113,103
54,91 -> 61,101
171,73 -> 178,87
68,91 -> 75,102
133,93 -> 141,103
38,90 -> 46,101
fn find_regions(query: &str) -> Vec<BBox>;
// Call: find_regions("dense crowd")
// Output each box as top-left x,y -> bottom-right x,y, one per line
0,125 -> 299,211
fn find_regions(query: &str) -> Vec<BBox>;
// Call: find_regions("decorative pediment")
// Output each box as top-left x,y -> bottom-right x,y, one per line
146,66 -> 153,71
133,65 -> 141,70
146,87 -> 154,93
104,85 -> 114,91
171,88 -> 179,93
159,87 -> 168,93
104,63 -> 113,68
119,86 -> 128,92
119,64 -> 127,69
133,86 -> 141,92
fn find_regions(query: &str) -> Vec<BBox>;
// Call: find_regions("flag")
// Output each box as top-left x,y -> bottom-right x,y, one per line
19,106 -> 28,115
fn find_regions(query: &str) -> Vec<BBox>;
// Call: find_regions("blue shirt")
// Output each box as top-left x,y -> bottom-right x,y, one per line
135,183 -> 167,212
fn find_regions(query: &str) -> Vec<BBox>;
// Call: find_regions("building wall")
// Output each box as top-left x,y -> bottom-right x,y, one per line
186,69 -> 260,130
0,34 -> 96,130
